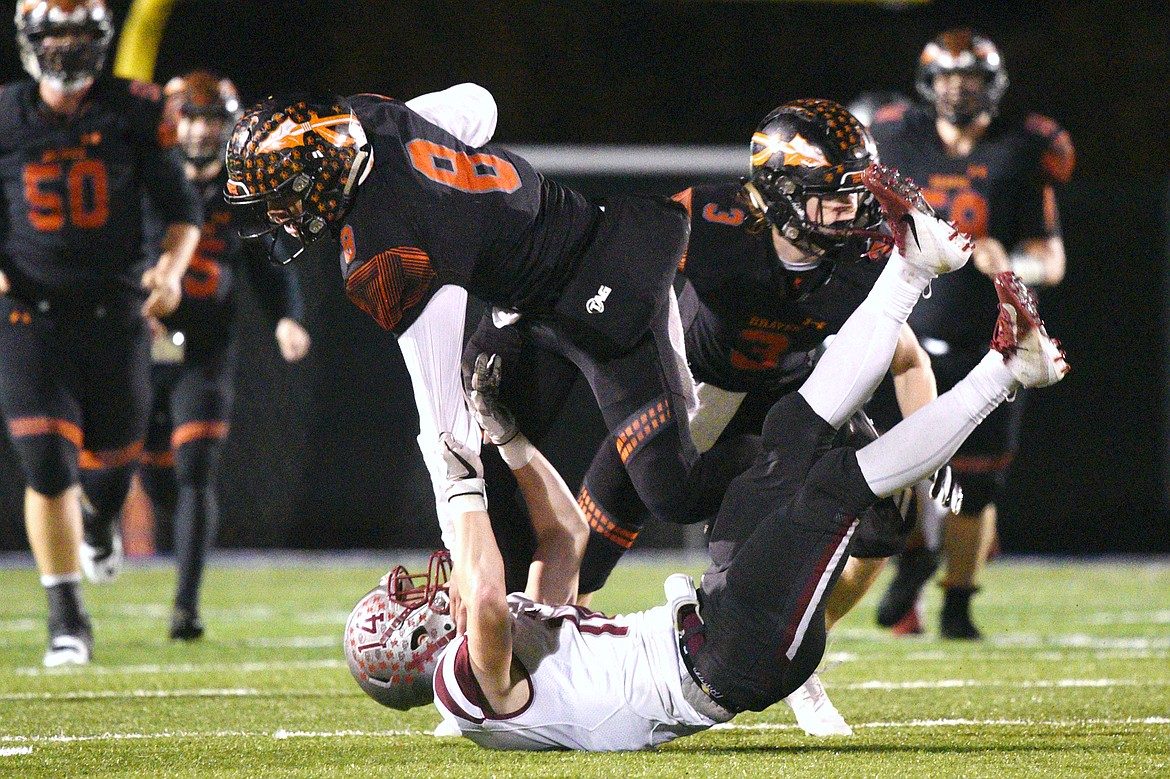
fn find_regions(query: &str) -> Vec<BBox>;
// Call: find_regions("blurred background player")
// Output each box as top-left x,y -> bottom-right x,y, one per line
867,28 -> 1075,639
138,70 -> 310,641
0,0 -> 201,666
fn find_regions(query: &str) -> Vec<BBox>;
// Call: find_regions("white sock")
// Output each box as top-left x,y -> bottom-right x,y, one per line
856,351 -> 1015,496
41,572 -> 82,588
799,253 -> 931,429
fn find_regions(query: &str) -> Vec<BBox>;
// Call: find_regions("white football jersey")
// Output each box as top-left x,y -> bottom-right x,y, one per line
432,594 -> 717,751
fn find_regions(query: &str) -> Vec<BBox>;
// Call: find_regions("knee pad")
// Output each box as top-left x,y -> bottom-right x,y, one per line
174,437 -> 224,487
79,462 -> 135,517
13,434 -> 78,496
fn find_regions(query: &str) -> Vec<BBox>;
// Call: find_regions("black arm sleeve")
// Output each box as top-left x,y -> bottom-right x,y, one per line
245,252 -> 306,324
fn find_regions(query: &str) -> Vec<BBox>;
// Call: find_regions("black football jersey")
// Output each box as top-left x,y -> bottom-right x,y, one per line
677,183 -> 888,394
339,94 -> 600,334
0,77 -> 202,305
144,173 -> 304,345
870,103 -> 1074,347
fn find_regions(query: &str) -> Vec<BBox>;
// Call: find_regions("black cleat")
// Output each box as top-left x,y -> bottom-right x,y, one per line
877,547 -> 941,628
169,608 -> 205,641
940,585 -> 984,640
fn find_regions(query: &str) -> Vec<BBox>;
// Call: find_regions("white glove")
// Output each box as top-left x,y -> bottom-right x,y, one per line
439,432 -> 487,513
914,464 -> 963,551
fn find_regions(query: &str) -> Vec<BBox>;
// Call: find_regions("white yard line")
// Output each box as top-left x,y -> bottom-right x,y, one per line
1,688 -> 260,701
3,717 -> 1169,745
13,659 -> 346,677
837,678 -> 1170,690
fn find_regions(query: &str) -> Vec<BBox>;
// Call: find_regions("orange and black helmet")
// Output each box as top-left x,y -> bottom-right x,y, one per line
15,0 -> 113,93
748,98 -> 883,254
915,28 -> 1009,124
164,70 -> 241,168
224,94 -> 371,264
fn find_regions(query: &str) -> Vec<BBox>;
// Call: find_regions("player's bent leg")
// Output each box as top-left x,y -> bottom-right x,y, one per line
78,457 -> 139,584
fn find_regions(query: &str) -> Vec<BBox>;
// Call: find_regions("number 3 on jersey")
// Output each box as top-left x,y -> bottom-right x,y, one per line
23,159 -> 110,231
407,139 -> 521,194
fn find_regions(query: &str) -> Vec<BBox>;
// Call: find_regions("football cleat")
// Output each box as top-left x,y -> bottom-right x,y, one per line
890,606 -> 925,637
432,718 -> 462,738
44,619 -> 93,668
782,673 -> 853,737
877,547 -> 941,629
80,508 -> 124,584
940,585 -> 983,641
169,608 -> 205,641
991,271 -> 1070,387
861,164 -> 972,275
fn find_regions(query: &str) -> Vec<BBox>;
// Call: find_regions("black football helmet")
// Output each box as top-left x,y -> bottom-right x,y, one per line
164,71 -> 241,175
915,28 -> 1009,125
15,0 -> 113,94
748,98 -> 884,255
224,94 -> 371,264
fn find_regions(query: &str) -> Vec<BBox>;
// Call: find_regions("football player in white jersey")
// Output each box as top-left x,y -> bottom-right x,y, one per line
344,165 -> 1069,750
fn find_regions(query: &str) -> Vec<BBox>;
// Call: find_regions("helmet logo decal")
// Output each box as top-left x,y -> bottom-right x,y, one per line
256,114 -> 358,154
751,132 -> 829,169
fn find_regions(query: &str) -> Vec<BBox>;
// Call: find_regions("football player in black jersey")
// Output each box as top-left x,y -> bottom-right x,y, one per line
223,86 -> 701,607
138,71 -> 310,641
538,99 -> 946,734
0,0 -> 202,666
867,29 -> 1075,639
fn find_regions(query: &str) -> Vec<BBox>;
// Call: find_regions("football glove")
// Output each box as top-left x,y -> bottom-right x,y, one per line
468,353 -> 519,446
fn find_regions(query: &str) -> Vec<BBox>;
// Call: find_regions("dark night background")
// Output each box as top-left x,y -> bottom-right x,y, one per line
0,0 -> 1167,554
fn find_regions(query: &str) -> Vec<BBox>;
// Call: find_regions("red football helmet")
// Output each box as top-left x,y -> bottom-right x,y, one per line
343,551 -> 455,711
916,29 -> 1009,124
15,0 -> 113,93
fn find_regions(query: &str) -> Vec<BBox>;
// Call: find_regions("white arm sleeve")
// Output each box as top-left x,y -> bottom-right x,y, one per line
398,285 -> 481,551
404,83 -> 498,147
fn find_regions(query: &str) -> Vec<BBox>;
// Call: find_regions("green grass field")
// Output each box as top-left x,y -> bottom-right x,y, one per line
2,552 -> 1169,778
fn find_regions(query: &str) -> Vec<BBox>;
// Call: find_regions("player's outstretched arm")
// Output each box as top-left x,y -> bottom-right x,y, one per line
890,325 -> 937,417
439,433 -> 521,708
142,222 -> 199,317
467,354 -> 588,606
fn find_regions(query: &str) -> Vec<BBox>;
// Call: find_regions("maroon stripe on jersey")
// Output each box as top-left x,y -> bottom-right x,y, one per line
434,641 -> 485,724
779,514 -> 857,660
438,638 -> 537,722
614,397 -> 673,464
